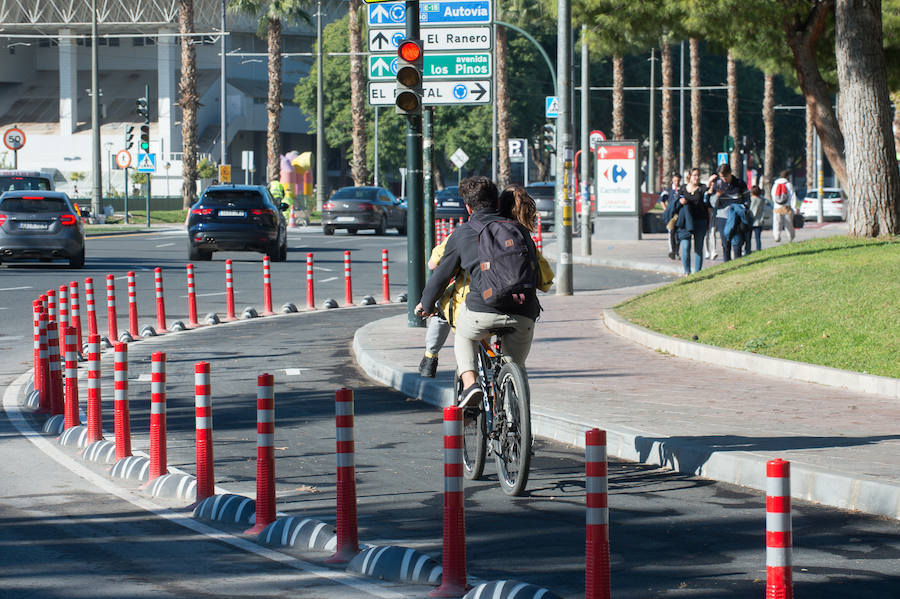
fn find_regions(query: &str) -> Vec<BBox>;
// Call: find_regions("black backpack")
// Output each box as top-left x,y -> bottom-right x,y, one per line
469,217 -> 538,306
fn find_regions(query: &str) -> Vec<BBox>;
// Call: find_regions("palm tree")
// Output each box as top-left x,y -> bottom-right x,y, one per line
229,0 -> 312,184
727,50 -> 739,174
179,0 -> 199,209
496,24 -> 511,187
612,54 -> 624,139
762,72 -> 775,190
689,38 -> 701,169
661,40 -> 673,179
348,0 -> 369,185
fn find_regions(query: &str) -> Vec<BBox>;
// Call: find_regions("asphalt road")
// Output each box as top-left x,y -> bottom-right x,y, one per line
2,230 -> 899,598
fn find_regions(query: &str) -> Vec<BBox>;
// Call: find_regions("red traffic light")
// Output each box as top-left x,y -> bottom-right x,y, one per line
398,40 -> 422,62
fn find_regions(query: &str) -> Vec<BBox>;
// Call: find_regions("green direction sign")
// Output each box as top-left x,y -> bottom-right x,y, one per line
368,52 -> 492,80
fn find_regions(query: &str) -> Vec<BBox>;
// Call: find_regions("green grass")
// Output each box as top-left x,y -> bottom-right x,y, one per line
615,236 -> 900,378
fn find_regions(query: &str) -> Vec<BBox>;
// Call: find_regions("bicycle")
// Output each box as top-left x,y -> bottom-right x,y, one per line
457,330 -> 532,496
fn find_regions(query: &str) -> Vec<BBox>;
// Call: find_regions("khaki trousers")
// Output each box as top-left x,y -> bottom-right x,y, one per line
453,304 -> 535,374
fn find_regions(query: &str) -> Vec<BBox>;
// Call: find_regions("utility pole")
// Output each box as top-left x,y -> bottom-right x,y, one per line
555,0 -> 572,295
404,1 -> 425,327
580,24 -> 591,256
678,40 -> 685,175
90,0 -> 102,218
220,0 -> 227,166
423,107 -> 435,264
316,0 -> 326,212
648,48 -> 656,193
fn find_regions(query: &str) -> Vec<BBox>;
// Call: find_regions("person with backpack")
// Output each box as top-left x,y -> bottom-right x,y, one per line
770,170 -> 798,242
416,176 -> 544,407
723,201 -> 752,259
706,163 -> 749,262
745,185 -> 766,254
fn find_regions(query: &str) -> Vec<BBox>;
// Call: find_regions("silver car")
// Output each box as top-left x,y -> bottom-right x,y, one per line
0,190 -> 85,268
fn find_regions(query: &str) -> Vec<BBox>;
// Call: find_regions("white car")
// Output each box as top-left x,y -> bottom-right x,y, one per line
800,188 -> 847,221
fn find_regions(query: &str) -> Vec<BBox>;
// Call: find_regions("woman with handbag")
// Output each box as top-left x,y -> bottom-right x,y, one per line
674,168 -> 710,275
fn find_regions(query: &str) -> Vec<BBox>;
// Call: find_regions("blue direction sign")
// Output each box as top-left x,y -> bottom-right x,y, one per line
368,1 -> 491,27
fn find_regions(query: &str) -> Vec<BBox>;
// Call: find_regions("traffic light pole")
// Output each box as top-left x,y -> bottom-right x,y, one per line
423,106 -> 435,272
555,0 -> 573,295
90,0 -> 102,220
405,0 -> 425,327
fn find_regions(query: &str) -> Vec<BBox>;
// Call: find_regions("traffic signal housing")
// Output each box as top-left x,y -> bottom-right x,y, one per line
124,125 -> 134,151
139,125 -> 150,153
543,123 -> 557,153
135,96 -> 149,121
395,38 -> 423,115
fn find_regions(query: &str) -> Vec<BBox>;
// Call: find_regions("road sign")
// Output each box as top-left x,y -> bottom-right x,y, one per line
368,80 -> 490,106
508,138 -> 526,163
717,152 -> 729,166
115,150 -> 132,169
369,27 -> 491,52
137,152 -> 157,173
545,96 -> 559,118
368,52 -> 491,80
589,130 -> 606,150
595,143 -> 639,214
450,148 -> 469,169
241,150 -> 255,170
3,127 -> 25,151
218,164 -> 231,183
368,1 -> 491,28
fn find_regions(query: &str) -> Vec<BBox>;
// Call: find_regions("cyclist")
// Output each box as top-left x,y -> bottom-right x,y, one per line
416,176 -> 546,408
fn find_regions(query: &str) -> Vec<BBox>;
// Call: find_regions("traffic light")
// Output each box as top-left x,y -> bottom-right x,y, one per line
135,96 -> 149,120
124,125 -> 134,151
136,94 -> 150,153
139,124 -> 150,153
395,38 -> 423,115
543,123 -> 557,153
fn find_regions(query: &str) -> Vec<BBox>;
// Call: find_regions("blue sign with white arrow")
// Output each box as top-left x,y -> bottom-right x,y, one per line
368,1 -> 492,27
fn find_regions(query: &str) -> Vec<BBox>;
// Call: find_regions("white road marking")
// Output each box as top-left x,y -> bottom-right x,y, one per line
155,243 -> 175,248
314,266 -> 333,272
0,286 -> 33,291
0,335 -> 24,342
320,277 -> 338,283
283,368 -> 304,376
137,373 -> 151,382
190,291 -> 231,298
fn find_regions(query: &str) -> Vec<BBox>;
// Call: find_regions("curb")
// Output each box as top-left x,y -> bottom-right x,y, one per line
352,317 -> 900,520
602,309 -> 900,401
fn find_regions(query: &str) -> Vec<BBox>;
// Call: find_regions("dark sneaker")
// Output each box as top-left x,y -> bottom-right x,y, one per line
418,355 -> 438,378
458,384 -> 484,408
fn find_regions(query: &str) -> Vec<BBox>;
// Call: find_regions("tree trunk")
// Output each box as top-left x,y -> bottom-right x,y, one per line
496,25 -> 510,188
806,97 -> 815,187
690,38 -> 701,170
835,0 -> 900,236
892,91 -> 900,159
266,18 -> 282,184
348,0 -> 369,185
179,0 -> 198,209
727,51 -> 739,174
612,54 -> 624,140
532,145 -> 548,181
783,0 -> 847,188
763,72 -> 775,189
661,41 -> 674,180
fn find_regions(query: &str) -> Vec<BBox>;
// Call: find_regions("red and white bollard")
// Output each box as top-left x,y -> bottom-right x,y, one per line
343,251 -> 353,306
106,274 -> 118,341
84,277 -> 98,337
245,373 -> 276,535
194,361 -> 215,503
262,256 -> 274,315
37,309 -> 51,413
40,293 -> 47,315
69,281 -> 83,349
114,342 -> 132,460
186,263 -> 199,327
766,459 -> 793,599
149,351 -> 167,480
306,252 -> 316,309
429,406 -> 467,597
32,302 -> 44,403
47,322 -> 64,416
585,428 -> 611,599
288,205 -> 297,228
127,271 -> 139,337
58,284 -> 69,334
327,388 -> 359,563
86,334 -> 103,443
225,259 -> 236,321
63,326 -> 80,430
47,289 -> 57,323
381,249 -> 391,304
536,214 -> 543,252
154,267 -> 168,332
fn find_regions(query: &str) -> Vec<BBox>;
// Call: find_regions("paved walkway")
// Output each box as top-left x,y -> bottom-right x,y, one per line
353,220 -> 900,519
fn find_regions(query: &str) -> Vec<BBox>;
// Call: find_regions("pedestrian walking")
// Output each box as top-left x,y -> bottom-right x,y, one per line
673,168 -> 709,275
745,185 -> 766,254
660,172 -> 682,261
707,164 -> 749,262
771,170 -> 798,243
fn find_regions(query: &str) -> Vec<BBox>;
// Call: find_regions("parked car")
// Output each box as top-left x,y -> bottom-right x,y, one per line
434,186 -> 469,222
322,186 -> 407,235
525,182 -> 555,231
800,187 -> 847,221
0,190 -> 85,268
187,185 -> 288,262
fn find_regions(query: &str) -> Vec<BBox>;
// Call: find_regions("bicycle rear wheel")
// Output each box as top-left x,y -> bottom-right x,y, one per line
458,355 -> 488,480
493,362 -> 532,496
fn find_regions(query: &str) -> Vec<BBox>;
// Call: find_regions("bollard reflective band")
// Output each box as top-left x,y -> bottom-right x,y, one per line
195,361 -> 214,501
149,351 -> 168,479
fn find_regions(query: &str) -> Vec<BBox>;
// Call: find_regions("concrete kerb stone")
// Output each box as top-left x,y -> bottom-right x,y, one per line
463,581 -> 562,599
602,308 -> 900,400
110,455 -> 151,482
146,472 -> 197,501
58,425 -> 89,448
347,545 -> 442,585
193,494 -> 256,525
257,516 -> 338,553
83,439 -> 117,464
352,317 -> 900,520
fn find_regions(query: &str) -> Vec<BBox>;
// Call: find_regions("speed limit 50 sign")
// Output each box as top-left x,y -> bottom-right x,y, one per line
3,127 -> 26,151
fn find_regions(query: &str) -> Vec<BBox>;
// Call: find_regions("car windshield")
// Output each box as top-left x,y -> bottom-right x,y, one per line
525,185 -> 555,199
332,188 -> 377,201
436,187 -> 459,199
807,190 -> 842,199
0,176 -> 52,191
201,190 -> 267,208
0,197 -> 68,212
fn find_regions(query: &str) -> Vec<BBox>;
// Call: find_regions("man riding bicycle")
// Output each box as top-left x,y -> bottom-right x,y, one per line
416,176 -> 544,408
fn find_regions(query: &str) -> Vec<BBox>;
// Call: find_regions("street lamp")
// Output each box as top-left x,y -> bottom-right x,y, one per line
104,142 -> 113,197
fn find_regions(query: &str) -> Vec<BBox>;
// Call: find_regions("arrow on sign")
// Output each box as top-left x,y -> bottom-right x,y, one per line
371,31 -> 390,51
372,57 -> 394,77
599,147 -> 608,158
370,4 -> 390,23
471,82 -> 487,101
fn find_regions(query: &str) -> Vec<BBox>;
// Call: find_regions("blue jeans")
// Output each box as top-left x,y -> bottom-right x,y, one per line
679,222 -> 707,274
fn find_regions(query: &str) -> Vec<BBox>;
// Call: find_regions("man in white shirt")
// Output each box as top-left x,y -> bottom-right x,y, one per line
770,170 -> 798,242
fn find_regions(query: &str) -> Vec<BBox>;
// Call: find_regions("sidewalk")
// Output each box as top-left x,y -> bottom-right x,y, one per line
354,220 -> 900,520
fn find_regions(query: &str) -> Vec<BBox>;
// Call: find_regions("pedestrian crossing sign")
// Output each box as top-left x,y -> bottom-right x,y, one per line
137,153 -> 157,173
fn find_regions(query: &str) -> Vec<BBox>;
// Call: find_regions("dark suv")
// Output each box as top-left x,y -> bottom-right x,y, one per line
0,191 -> 85,268
187,185 -> 288,261
525,182 -> 556,231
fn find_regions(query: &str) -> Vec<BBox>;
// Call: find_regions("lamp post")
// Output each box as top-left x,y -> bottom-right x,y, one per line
315,0 -> 325,212
104,142 -> 113,198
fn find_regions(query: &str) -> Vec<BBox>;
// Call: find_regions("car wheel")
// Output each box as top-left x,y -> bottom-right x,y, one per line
347,228 -> 358,235
375,215 -> 387,236
69,247 -> 85,269
278,239 -> 288,262
397,223 -> 407,236
189,245 -> 212,261
323,225 -> 335,236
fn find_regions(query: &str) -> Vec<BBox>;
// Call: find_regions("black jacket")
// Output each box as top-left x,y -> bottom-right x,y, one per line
420,209 -> 541,321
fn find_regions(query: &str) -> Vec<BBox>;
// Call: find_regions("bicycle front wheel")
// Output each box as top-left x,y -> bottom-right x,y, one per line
493,362 -> 532,496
